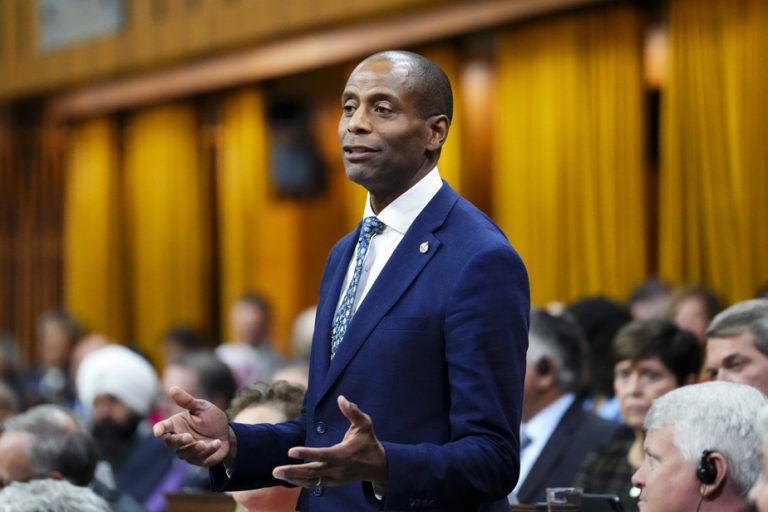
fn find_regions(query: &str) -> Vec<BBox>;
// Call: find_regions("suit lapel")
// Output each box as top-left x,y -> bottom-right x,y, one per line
518,400 -> 583,503
317,183 -> 458,401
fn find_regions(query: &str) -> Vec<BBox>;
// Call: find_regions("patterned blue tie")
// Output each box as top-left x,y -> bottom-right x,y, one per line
330,216 -> 385,359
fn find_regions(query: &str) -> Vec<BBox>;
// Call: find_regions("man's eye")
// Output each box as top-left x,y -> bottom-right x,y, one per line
374,105 -> 392,114
343,105 -> 356,114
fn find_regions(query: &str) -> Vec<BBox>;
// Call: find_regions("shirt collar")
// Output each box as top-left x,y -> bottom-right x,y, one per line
362,167 -> 443,235
522,393 -> 576,441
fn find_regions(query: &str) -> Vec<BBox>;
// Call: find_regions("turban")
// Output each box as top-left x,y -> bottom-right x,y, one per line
77,344 -> 158,416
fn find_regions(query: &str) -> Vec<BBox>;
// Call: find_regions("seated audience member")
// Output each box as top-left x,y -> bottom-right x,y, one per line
0,479 -> 111,512
627,278 -> 671,321
0,381 -> 19,421
0,404 -> 144,511
24,308 -> 84,406
290,305 -> 316,362
666,285 -> 724,345
631,381 -> 765,512
271,364 -> 309,388
160,325 -> 208,367
704,299 -> 768,395
511,308 -> 626,504
159,351 -> 236,418
566,296 -> 632,421
0,331 -> 23,404
159,350 -> 237,491
226,380 -> 306,512
268,306 -> 316,388
77,344 -> 176,512
574,319 -> 703,511
215,293 -> 286,388
749,406 -> 768,511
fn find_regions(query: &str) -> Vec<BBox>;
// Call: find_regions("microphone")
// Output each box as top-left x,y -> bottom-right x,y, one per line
629,486 -> 641,499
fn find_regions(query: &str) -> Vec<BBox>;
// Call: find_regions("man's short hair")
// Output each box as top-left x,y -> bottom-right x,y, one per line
35,309 -> 84,341
667,284 -> 724,321
169,351 -> 236,405
227,380 -> 305,421
706,299 -> 768,357
613,318 -> 703,385
0,479 -> 110,512
361,50 -> 453,122
236,292 -> 272,317
3,405 -> 97,486
644,381 -> 766,496
527,308 -> 588,393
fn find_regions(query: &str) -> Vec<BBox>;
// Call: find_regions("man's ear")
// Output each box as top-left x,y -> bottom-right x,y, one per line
534,357 -> 557,391
425,115 -> 450,152
700,452 -> 728,499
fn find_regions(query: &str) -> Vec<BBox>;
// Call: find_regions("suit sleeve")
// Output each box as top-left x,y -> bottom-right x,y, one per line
210,417 -> 306,491
379,245 -> 529,508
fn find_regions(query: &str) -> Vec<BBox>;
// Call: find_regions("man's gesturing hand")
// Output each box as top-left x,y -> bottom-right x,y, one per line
272,395 -> 388,491
152,386 -> 236,467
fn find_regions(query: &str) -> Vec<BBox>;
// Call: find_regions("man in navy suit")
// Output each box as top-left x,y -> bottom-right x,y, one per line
154,50 -> 529,511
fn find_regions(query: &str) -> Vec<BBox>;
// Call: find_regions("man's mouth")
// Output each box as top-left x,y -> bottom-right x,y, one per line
343,145 -> 379,162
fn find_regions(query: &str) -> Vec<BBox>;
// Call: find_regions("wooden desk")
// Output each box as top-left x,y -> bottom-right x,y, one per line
166,492 -> 235,512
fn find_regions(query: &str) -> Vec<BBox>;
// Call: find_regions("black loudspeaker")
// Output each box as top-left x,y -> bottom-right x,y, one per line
536,358 -> 551,375
696,450 -> 717,485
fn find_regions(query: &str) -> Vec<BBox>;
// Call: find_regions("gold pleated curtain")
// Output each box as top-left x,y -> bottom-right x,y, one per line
660,0 -> 768,303
218,88 -> 303,350
494,4 -> 647,306
124,103 -> 211,363
64,118 -> 127,342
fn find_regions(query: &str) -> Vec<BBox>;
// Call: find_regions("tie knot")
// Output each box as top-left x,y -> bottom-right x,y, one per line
360,216 -> 385,240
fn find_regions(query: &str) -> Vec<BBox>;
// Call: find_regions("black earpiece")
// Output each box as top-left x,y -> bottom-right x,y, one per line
696,450 -> 717,485
536,358 -> 551,375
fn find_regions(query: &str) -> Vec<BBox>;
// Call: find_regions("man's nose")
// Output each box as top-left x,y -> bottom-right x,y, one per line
347,107 -> 371,133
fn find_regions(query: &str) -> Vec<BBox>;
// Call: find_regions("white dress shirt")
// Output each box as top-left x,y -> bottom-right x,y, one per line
512,393 -> 576,496
336,167 -> 443,313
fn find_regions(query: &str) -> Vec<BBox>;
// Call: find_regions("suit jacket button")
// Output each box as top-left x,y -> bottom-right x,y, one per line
312,486 -> 324,497
315,421 -> 327,434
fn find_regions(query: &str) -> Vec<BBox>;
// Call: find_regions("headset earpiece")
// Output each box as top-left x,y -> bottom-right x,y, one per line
696,450 -> 717,485
536,358 -> 551,375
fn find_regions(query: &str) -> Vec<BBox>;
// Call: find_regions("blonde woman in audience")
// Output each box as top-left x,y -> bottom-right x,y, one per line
574,319 -> 702,511
227,380 -> 306,512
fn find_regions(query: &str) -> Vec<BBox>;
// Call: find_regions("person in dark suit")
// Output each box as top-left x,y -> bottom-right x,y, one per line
153,50 -> 530,511
512,309 -> 627,505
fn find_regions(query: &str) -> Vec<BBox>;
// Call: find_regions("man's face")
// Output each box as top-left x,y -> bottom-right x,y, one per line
749,440 -> 768,512
159,365 -> 199,418
631,426 -> 700,512
673,297 -> 710,343
338,57 -> 438,210
0,430 -> 34,487
614,357 -> 678,431
705,330 -> 768,395
231,303 -> 268,347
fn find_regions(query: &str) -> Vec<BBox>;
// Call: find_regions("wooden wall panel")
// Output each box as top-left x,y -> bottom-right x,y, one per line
0,104 -> 64,363
0,0 -> 450,100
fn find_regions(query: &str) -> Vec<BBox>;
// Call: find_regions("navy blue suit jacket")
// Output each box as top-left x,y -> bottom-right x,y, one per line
212,183 -> 530,511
